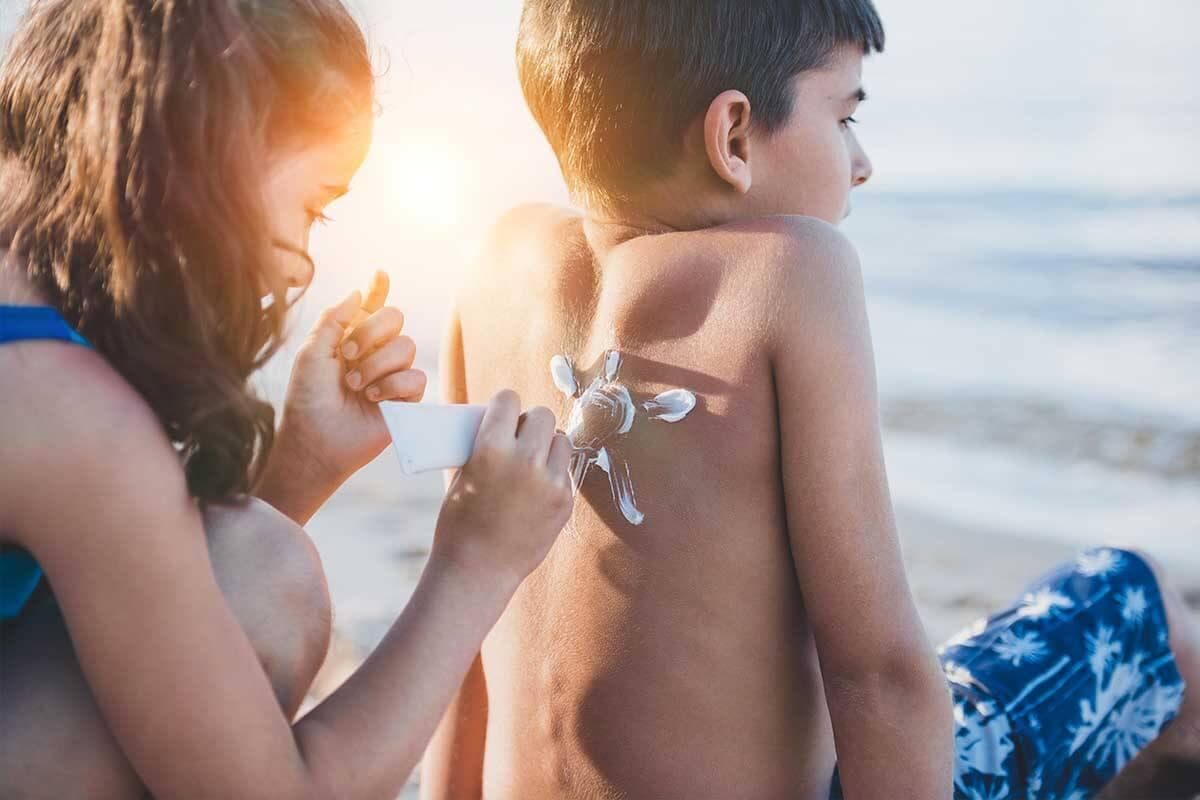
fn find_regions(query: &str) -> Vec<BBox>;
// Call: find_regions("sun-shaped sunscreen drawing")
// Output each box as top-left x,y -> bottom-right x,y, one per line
551,350 -> 697,526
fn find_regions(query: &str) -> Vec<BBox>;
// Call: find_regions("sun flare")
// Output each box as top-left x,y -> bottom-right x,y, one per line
384,139 -> 467,231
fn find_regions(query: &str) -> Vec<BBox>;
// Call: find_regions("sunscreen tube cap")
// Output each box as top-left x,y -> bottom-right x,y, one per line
379,402 -> 487,475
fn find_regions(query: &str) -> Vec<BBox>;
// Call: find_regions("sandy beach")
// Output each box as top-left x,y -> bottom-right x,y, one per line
300,454 -> 1200,798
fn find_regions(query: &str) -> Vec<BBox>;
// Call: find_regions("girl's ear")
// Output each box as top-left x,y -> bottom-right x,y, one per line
703,90 -> 754,194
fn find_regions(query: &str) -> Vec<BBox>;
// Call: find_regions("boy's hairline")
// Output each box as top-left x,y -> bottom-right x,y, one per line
574,40 -> 876,207
520,6 -> 884,205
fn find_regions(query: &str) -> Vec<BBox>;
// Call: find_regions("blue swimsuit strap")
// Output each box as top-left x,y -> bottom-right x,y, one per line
0,305 -> 91,620
0,305 -> 91,347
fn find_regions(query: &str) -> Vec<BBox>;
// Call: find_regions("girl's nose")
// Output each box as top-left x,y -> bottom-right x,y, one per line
280,248 -> 316,289
271,239 -> 316,290
286,264 -> 313,289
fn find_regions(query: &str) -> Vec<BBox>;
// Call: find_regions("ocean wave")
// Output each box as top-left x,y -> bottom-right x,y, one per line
883,394 -> 1199,482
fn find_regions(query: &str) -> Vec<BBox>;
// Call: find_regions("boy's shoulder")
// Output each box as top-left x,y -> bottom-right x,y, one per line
446,204 -> 581,403
489,202 -> 580,235
458,203 -> 581,298
669,214 -> 865,333
479,203 -> 583,262
477,206 -> 856,273
705,214 -> 859,278
464,207 -> 863,337
687,215 -> 868,364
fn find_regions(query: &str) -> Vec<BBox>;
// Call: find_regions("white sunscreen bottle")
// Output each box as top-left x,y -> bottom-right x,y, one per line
379,402 -> 487,475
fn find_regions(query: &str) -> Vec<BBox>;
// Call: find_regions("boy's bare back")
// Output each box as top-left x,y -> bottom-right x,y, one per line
441,205 -> 933,800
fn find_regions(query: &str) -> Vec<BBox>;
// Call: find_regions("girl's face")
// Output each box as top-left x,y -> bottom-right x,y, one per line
263,112 -> 373,291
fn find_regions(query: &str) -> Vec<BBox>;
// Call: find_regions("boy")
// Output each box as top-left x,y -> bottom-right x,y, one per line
425,1 -> 1200,798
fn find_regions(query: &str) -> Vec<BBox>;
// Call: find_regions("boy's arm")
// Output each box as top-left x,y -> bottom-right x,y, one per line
421,307 -> 489,800
768,221 -> 953,799
420,655 -> 489,800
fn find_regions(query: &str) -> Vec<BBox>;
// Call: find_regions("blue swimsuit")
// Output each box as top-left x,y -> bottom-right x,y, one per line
0,306 -> 91,620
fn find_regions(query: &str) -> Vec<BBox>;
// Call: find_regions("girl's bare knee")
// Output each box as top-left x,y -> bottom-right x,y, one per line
204,499 -> 332,716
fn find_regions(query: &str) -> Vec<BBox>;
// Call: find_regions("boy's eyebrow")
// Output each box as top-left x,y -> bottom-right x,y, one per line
848,87 -> 868,103
322,183 -> 351,200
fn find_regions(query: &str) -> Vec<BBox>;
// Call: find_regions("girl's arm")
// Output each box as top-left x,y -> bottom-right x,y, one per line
297,547 -> 512,798
10,346 -> 571,800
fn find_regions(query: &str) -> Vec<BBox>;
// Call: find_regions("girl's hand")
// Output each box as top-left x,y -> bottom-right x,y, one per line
432,391 -> 575,586
259,272 -> 427,523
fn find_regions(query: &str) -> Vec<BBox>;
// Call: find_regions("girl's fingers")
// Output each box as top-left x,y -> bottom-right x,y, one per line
514,406 -> 557,462
344,272 -> 390,335
311,291 -> 362,353
345,336 -> 417,390
341,306 -> 404,361
547,432 -> 573,476
363,271 -> 390,314
476,390 -> 521,449
363,369 -> 428,403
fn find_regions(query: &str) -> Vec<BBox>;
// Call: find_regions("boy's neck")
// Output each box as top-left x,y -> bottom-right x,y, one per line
581,181 -> 737,256
581,213 -> 675,257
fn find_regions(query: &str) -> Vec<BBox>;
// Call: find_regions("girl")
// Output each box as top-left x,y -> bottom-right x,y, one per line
0,1 -> 574,798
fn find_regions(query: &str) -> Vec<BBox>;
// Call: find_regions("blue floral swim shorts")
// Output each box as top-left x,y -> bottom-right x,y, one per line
831,547 -> 1187,800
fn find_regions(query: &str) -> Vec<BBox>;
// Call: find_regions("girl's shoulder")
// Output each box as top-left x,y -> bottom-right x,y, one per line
0,339 -> 184,540
0,335 -> 145,435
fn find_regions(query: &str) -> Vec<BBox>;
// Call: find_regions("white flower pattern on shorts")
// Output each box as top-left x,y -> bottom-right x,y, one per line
830,548 -> 1186,800
941,549 -> 1185,800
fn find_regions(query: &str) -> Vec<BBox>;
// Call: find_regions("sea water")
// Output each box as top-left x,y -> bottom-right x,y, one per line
846,189 -> 1199,567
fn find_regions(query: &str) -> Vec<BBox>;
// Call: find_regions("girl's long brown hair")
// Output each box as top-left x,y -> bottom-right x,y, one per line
0,0 -> 373,502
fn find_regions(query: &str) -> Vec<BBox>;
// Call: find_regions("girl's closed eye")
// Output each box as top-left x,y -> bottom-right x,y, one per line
840,116 -> 859,128
307,208 -> 334,226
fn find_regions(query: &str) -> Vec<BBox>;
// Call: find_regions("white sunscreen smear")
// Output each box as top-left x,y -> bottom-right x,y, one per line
379,402 -> 487,475
551,350 -> 697,526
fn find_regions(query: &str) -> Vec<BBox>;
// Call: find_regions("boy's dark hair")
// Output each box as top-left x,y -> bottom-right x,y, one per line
518,0 -> 884,206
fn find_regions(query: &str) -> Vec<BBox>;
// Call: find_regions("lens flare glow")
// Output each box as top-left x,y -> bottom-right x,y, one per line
384,139 -> 467,231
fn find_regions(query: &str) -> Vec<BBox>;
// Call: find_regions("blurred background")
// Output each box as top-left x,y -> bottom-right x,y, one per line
3,0 -> 1197,760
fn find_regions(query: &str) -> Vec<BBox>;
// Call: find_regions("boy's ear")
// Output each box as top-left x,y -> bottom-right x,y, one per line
703,90 -> 754,194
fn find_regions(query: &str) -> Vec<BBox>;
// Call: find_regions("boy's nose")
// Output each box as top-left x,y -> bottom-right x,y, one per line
850,131 -> 873,187
852,151 -> 873,187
